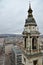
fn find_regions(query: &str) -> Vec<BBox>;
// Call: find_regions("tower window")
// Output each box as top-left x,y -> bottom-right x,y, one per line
33,27 -> 34,29
24,38 -> 26,48
24,58 -> 26,63
33,60 -> 38,65
32,37 -> 37,49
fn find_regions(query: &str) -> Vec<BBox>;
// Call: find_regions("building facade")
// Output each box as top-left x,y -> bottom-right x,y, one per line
22,3 -> 43,65
39,35 -> 43,50
10,46 -> 22,65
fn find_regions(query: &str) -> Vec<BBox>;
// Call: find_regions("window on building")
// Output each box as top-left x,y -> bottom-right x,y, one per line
33,60 -> 38,65
32,37 -> 37,50
33,27 -> 34,29
24,58 -> 26,63
24,38 -> 26,48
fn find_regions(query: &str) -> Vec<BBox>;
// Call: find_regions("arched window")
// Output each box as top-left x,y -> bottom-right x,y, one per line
33,60 -> 38,65
24,38 -> 26,48
32,37 -> 37,49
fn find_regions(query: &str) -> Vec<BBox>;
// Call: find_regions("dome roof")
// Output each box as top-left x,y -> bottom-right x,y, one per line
26,17 -> 36,23
25,3 -> 37,26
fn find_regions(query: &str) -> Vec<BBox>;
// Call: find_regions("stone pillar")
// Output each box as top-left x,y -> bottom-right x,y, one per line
23,38 -> 25,48
30,37 -> 32,54
37,37 -> 40,53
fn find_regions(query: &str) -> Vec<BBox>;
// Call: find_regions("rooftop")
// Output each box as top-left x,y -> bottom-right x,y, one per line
12,46 -> 22,54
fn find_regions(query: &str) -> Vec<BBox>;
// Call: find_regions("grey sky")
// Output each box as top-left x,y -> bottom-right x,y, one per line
0,0 -> 43,34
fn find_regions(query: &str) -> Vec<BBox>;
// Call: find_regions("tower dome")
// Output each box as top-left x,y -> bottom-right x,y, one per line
25,3 -> 37,26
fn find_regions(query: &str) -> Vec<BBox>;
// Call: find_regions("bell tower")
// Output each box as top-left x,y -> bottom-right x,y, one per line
22,3 -> 43,65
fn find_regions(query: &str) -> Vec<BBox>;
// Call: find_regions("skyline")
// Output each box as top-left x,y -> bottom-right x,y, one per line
0,0 -> 43,34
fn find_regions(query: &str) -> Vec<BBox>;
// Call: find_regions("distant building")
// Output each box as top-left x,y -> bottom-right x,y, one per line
5,44 -> 13,55
0,54 -> 5,65
0,43 -> 5,54
39,35 -> 43,50
0,38 -> 4,43
10,46 -> 22,65
0,40 -> 5,65
22,3 -> 43,65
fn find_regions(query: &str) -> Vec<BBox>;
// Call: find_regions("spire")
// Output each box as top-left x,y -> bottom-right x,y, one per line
29,1 -> 31,9
28,2 -> 33,17
25,2 -> 37,26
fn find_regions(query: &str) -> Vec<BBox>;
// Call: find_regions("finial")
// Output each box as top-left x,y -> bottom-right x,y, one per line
28,1 -> 33,17
29,1 -> 31,9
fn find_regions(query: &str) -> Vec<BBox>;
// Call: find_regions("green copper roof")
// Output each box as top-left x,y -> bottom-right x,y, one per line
25,3 -> 37,26
25,17 -> 37,25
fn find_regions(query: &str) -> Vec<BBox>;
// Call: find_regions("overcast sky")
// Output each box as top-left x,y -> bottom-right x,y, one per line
0,0 -> 43,34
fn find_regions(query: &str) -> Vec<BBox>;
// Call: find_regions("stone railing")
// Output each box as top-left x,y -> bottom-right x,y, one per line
21,47 -> 42,55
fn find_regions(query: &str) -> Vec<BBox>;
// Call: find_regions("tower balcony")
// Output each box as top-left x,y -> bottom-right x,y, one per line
21,46 -> 43,56
17,43 -> 43,58
26,49 -> 42,54
23,49 -> 43,59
